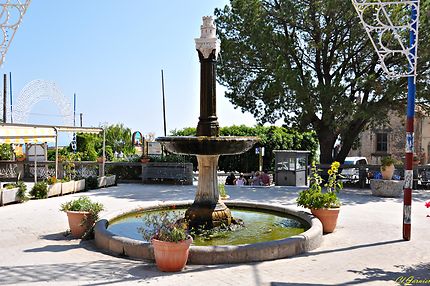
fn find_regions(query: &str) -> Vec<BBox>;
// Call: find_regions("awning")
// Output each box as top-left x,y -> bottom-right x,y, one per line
0,124 -> 56,144
1,122 -> 106,179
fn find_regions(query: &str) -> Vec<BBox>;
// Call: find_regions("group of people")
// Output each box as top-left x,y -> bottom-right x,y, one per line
225,171 -> 271,186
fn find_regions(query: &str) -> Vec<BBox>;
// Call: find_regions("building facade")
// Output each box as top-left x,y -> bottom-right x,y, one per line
348,110 -> 430,164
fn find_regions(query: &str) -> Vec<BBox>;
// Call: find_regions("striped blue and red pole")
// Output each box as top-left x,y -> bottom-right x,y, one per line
403,3 -> 418,241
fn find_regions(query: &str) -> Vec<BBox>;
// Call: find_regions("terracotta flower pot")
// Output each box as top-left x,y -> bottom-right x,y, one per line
311,208 -> 340,233
152,236 -> 193,272
66,211 -> 94,238
381,164 -> 395,180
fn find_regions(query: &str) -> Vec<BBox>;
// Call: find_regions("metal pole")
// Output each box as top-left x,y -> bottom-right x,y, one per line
161,69 -> 167,137
73,93 -> 76,126
101,128 -> 106,176
3,74 -> 6,123
34,144 -> 37,183
54,128 -> 58,179
9,72 -> 12,123
80,113 -> 83,127
403,5 -> 418,241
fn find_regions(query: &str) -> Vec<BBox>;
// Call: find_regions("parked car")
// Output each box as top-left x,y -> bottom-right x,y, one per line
341,157 -> 368,182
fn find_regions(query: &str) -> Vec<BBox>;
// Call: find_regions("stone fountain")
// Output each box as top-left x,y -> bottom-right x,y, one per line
156,16 -> 258,229
94,16 -> 322,264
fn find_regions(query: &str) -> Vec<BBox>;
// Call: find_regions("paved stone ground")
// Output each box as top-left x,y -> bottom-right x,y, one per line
0,183 -> 429,286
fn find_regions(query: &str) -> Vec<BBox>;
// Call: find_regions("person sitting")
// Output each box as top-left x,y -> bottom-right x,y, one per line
235,173 -> 246,186
251,171 -> 262,186
225,172 -> 236,185
260,170 -> 271,186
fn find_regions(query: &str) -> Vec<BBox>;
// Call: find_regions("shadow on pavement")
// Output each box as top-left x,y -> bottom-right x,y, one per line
346,262 -> 430,285
301,239 -> 404,257
0,259 -> 240,285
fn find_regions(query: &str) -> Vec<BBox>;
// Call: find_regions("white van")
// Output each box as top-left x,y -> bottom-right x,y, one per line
341,157 -> 368,181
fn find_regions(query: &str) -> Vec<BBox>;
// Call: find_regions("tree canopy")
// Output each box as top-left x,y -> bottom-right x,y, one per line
215,0 -> 430,163
172,125 -> 318,172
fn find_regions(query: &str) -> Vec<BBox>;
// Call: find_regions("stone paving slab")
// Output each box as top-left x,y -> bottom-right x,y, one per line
0,184 -> 429,285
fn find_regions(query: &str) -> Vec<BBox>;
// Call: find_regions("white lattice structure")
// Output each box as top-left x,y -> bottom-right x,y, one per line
0,0 -> 31,65
13,80 -> 73,126
351,0 -> 420,78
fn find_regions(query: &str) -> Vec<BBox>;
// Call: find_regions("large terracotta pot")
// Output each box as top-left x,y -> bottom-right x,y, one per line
311,208 -> 340,233
381,164 -> 395,180
152,236 -> 193,272
66,211 -> 94,238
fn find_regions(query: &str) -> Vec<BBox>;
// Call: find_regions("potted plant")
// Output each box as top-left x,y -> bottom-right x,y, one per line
85,176 -> 99,190
140,156 -> 150,163
46,176 -> 62,197
105,174 -> 116,187
30,181 -> 48,199
15,154 -> 26,162
380,156 -> 396,180
1,181 -> 28,205
74,176 -> 86,192
297,161 -> 343,233
60,196 -> 104,238
138,210 -> 193,272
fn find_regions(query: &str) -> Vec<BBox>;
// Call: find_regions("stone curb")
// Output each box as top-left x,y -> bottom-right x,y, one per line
94,201 -> 322,264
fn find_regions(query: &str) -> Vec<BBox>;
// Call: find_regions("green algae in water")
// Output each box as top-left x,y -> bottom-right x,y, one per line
108,208 -> 306,246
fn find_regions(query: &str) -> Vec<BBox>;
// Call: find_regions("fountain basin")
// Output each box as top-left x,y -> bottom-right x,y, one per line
156,136 -> 258,155
94,201 -> 322,264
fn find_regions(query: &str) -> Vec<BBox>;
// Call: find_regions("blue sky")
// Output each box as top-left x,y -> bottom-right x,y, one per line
1,0 -> 256,141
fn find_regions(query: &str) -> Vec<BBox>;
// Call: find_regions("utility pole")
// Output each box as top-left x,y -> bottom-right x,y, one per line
161,69 -> 167,137
9,72 -> 12,123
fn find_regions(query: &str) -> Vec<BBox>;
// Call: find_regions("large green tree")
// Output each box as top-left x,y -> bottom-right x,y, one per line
172,125 -> 318,172
215,0 -> 430,164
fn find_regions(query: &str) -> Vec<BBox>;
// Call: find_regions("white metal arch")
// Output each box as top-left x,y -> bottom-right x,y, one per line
13,79 -> 73,126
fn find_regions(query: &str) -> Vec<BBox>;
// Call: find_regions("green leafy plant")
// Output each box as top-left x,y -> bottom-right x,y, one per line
2,181 -> 28,202
4,183 -> 16,189
15,154 -> 25,160
16,181 -> 28,202
30,182 -> 48,199
138,210 -> 188,243
85,176 -> 98,190
0,143 -> 13,160
218,183 -> 227,198
46,176 -> 58,185
60,196 -> 104,237
381,156 -> 397,171
296,162 -> 343,209
60,196 -> 104,217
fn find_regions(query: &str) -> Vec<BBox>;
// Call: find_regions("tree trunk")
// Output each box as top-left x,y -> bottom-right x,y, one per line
335,119 -> 368,163
317,129 -> 337,164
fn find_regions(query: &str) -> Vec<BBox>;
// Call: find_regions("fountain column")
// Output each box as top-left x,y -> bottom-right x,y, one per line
184,17 -> 231,229
156,16 -> 257,230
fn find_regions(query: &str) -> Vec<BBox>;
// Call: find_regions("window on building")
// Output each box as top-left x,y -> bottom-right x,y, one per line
376,133 -> 388,152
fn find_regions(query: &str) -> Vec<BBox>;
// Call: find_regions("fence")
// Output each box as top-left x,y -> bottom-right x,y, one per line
0,161 -> 193,185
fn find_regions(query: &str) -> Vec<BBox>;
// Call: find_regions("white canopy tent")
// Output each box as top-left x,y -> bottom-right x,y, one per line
0,123 -> 105,181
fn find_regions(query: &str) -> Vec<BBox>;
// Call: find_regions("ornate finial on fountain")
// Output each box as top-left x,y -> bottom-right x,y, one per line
195,16 -> 220,59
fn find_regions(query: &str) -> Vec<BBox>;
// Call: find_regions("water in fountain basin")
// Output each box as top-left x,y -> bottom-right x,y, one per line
108,208 -> 307,246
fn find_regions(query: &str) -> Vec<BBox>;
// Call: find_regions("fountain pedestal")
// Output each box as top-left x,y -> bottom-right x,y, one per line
185,155 -> 232,228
